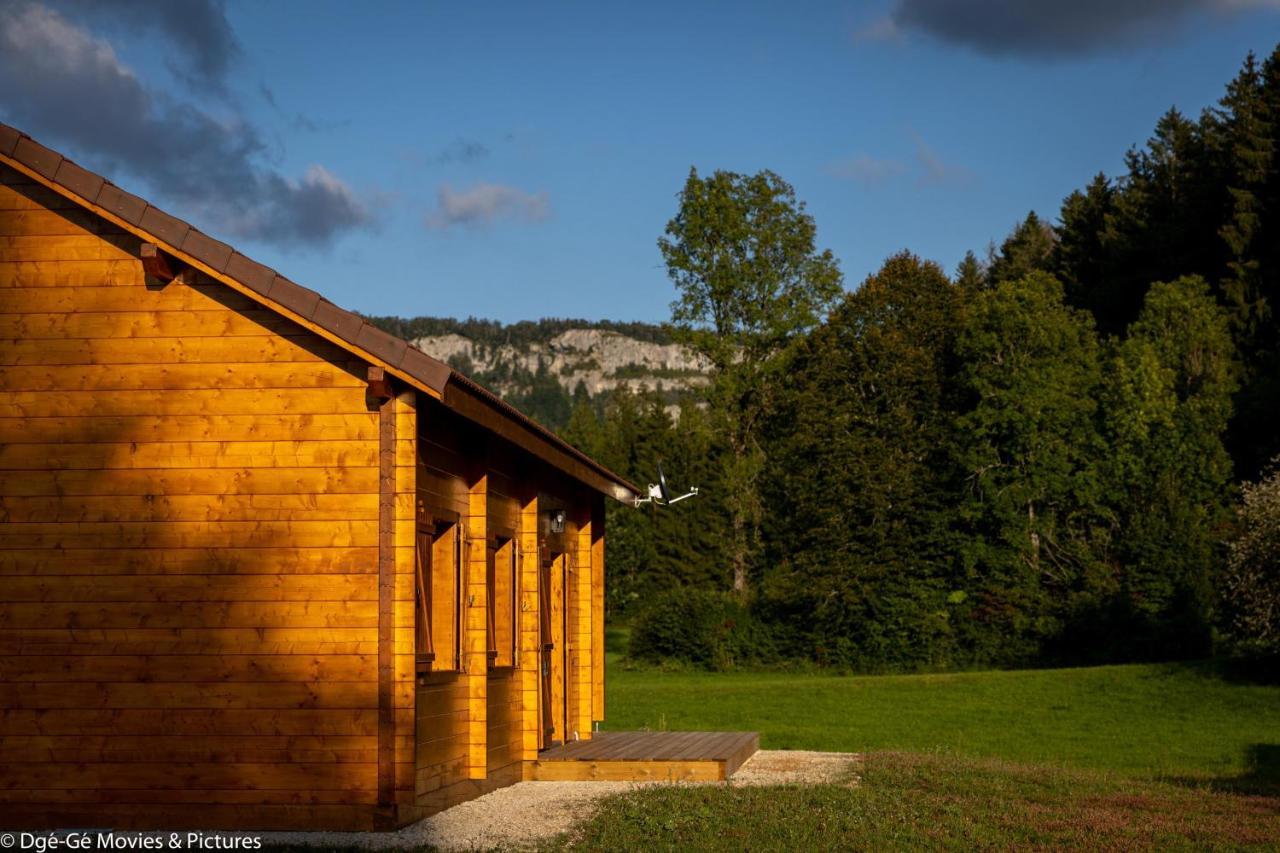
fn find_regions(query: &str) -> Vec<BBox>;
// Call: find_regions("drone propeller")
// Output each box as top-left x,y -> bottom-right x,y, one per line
657,462 -> 671,503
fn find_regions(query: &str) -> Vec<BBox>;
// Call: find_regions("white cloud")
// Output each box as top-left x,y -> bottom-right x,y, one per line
425,183 -> 550,229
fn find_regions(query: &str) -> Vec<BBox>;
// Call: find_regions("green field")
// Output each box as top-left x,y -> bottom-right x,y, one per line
552,656 -> 1280,850
602,660 -> 1280,781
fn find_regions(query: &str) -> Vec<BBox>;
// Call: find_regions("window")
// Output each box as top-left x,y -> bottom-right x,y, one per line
416,519 -> 463,673
486,535 -> 518,668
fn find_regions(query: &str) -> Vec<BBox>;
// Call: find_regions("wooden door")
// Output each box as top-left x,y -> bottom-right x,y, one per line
538,552 -> 567,748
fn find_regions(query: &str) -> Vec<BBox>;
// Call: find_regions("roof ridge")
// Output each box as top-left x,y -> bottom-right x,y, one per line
0,121 -> 638,501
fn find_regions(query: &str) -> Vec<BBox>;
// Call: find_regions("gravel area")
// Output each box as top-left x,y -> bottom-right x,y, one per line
730,749 -> 862,787
257,749 -> 862,852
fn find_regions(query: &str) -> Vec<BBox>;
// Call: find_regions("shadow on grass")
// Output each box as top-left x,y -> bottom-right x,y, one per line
604,624 -> 630,656
1153,656 -> 1280,687
1170,743 -> 1280,797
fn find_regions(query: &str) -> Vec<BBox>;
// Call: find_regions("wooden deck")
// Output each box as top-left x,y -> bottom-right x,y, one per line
528,731 -> 759,782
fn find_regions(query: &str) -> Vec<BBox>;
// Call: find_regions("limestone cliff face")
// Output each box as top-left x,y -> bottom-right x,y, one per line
411,328 -> 710,396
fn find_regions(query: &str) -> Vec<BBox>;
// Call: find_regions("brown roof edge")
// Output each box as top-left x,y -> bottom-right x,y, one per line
445,372 -> 640,503
0,122 -> 639,504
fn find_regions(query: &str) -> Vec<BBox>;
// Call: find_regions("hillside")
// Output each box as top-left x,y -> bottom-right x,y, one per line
364,316 -> 710,428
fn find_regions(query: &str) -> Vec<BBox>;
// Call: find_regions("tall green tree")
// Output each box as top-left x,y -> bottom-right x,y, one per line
767,252 -> 963,668
952,273 -> 1108,663
1099,276 -> 1237,656
659,168 -> 843,595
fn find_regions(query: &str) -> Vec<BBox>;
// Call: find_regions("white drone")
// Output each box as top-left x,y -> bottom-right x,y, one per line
634,463 -> 700,508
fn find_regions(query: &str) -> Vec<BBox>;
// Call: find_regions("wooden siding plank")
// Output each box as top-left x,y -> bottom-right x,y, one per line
0,709 -> 381,736
0,208 -> 125,236
0,547 -> 377,575
0,336 -> 351,366
0,628 -> 381,656
0,388 -> 372,417
0,362 -> 366,391
0,284 -> 261,312
0,239 -> 140,264
0,441 -> 384,470
0,575 -> 377,602
0,309 -> 309,339
0,493 -> 380,522
0,682 -> 410,710
0,734 -> 384,765
0,601 -> 380,629
0,261 -> 141,287
0,468 -> 377,498
0,762 -> 377,791
0,655 -> 382,682
0,520 -> 379,549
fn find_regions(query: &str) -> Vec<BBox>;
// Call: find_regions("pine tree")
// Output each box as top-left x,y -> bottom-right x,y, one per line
987,211 -> 1056,284
1227,47 -> 1280,478
1054,174 -> 1120,332
954,250 -> 987,292
1102,109 -> 1226,330
1216,52 -> 1271,339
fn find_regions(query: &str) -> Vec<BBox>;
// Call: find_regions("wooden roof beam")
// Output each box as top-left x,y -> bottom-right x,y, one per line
140,242 -> 184,284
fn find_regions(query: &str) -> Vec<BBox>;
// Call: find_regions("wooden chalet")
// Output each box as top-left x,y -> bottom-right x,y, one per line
0,123 -> 645,831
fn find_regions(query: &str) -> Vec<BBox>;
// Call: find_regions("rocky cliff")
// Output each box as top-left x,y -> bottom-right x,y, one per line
411,327 -> 710,398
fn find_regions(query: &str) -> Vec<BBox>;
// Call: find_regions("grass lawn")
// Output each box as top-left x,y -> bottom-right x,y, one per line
558,752 -> 1280,851
603,658 -> 1280,781
559,645 -> 1280,850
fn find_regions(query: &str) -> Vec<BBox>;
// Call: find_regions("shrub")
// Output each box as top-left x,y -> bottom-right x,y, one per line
628,588 -> 776,670
1222,458 -> 1280,655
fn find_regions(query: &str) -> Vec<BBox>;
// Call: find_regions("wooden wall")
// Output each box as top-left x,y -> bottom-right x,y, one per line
0,163 -> 613,831
0,166 -> 404,830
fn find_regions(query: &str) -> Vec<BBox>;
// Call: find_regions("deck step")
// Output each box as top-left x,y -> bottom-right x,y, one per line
529,730 -> 759,782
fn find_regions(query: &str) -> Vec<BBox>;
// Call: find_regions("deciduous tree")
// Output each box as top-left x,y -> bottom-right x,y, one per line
659,168 -> 842,595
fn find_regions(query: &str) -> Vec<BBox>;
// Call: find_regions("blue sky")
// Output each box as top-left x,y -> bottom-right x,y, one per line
2,1 -> 1278,322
